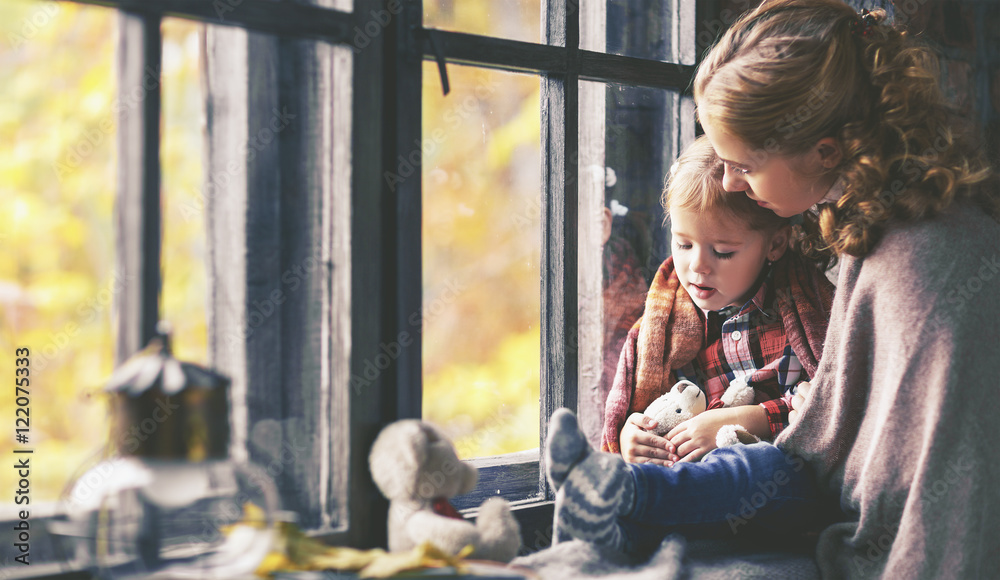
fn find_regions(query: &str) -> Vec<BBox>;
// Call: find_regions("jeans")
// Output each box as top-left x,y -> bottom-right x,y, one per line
619,442 -> 826,554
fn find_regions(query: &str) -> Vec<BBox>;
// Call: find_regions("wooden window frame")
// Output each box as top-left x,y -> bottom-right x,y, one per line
55,0 -> 712,555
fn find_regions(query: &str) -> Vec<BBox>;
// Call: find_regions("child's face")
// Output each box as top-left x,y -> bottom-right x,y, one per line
669,205 -> 785,311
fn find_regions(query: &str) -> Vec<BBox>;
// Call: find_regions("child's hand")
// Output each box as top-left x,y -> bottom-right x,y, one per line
666,408 -> 734,463
788,381 -> 812,425
620,413 -> 676,465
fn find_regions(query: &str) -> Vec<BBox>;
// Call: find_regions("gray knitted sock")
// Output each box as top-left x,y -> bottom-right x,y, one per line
545,408 -> 590,491
545,408 -> 635,549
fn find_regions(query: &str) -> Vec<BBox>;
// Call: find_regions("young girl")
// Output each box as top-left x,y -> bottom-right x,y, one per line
545,1 -> 1000,576
601,135 -> 834,463
546,135 -> 833,553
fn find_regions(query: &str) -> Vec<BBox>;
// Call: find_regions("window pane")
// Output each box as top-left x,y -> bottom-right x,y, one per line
424,0 -> 541,44
0,0 -> 116,502
577,81 -> 686,445
162,17 -> 207,365
581,0 -> 696,64
422,63 -> 541,460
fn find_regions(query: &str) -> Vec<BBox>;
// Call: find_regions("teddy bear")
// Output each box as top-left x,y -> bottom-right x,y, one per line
368,419 -> 521,563
643,378 -> 760,448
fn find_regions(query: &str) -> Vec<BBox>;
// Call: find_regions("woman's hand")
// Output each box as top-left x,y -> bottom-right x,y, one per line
666,407 -> 736,463
788,381 -> 812,426
620,413 -> 676,465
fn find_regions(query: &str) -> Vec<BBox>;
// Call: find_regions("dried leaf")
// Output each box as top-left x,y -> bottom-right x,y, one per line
255,522 -> 476,578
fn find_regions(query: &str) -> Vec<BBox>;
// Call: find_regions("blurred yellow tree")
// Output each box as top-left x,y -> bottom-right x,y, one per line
0,0 -> 546,505
421,0 -> 544,458
0,1 -> 205,502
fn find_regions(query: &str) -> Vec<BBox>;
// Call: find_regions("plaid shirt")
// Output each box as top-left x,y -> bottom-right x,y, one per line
676,274 -> 804,438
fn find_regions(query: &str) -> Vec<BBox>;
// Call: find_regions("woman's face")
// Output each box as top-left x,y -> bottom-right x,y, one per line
701,120 -> 836,218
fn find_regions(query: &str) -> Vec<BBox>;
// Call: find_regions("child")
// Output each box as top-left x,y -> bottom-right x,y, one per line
547,1 -> 1000,575
603,135 -> 834,464
547,135 -> 834,553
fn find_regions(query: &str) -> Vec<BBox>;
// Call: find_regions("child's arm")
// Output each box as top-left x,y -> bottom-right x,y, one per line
760,380 -> 815,436
620,413 -> 675,465
665,405 -> 772,464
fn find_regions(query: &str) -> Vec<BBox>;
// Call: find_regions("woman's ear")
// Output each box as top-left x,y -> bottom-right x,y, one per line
767,225 -> 791,262
815,137 -> 842,170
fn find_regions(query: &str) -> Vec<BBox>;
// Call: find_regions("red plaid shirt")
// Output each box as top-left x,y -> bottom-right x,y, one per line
675,275 -> 804,438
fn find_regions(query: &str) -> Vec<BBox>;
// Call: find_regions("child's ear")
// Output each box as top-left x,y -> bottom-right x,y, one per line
767,225 -> 791,262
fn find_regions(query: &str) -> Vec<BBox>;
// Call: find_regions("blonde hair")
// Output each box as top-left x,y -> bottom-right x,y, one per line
663,135 -> 789,233
694,0 -> 997,259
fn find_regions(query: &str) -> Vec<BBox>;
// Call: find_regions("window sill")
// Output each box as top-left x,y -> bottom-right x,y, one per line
453,449 -> 542,512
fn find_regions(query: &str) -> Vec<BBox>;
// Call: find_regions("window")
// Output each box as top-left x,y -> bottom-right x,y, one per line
5,0 -> 712,563
416,1 -> 700,527
0,0 -> 118,506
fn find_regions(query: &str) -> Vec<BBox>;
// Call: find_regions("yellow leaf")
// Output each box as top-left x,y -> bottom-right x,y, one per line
255,552 -> 296,577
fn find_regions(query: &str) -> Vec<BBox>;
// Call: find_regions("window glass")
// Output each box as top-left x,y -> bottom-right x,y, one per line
0,0 -> 116,502
422,63 -> 542,459
424,0 -> 541,44
162,17 -> 207,365
577,81 -> 684,445
581,0 -> 695,64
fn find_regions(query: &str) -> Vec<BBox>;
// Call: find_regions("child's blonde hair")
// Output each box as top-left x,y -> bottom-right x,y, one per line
694,0 -> 997,259
662,136 -> 789,233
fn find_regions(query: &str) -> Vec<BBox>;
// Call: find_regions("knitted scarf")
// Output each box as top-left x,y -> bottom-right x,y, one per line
601,252 -> 835,454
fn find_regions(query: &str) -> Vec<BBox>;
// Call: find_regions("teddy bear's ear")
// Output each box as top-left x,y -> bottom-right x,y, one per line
369,420 -> 430,500
669,379 -> 696,396
421,422 -> 477,495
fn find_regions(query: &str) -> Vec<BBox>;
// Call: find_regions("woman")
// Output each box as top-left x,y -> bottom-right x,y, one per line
544,1 -> 1000,577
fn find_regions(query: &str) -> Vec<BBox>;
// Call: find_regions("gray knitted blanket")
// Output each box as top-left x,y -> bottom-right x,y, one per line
512,536 -> 818,579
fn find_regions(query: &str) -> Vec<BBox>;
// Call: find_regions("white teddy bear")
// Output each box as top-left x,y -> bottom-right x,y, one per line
368,419 -> 521,562
643,378 -> 760,448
